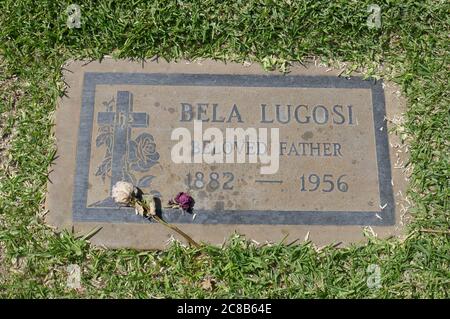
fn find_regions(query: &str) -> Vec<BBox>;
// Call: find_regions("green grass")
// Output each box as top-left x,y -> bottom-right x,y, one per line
0,0 -> 449,298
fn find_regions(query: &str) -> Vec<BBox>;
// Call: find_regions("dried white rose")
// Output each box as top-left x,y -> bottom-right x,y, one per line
111,181 -> 135,204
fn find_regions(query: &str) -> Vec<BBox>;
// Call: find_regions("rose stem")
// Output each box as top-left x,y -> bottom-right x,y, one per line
134,199 -> 200,248
150,215 -> 201,248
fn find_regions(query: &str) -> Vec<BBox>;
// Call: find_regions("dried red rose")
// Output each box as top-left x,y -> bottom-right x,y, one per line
172,192 -> 195,213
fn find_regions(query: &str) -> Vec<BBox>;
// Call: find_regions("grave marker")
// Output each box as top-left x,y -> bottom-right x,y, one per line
46,59 -> 408,249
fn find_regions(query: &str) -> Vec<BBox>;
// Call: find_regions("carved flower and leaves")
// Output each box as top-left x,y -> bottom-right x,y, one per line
95,124 -> 113,182
126,133 -> 161,197
128,133 -> 160,172
120,133 -> 160,188
94,98 -> 115,181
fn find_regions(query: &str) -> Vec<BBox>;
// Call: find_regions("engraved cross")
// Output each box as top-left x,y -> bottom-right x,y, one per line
97,91 -> 148,189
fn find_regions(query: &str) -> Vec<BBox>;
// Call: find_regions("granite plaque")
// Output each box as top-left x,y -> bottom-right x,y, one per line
46,59 -> 408,249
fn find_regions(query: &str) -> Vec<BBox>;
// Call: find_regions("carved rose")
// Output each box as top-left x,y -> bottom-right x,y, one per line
128,133 -> 159,172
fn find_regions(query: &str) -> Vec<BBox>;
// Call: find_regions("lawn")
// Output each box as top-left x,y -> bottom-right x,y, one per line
0,0 -> 448,298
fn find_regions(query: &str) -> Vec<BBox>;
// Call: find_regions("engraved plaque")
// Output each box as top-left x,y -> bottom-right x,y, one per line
46,59 -> 407,248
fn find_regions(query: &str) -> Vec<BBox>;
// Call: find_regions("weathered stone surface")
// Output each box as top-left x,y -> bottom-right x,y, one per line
46,59 -> 408,249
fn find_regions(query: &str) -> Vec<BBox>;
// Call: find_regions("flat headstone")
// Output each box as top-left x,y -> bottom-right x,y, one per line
46,59 -> 408,249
